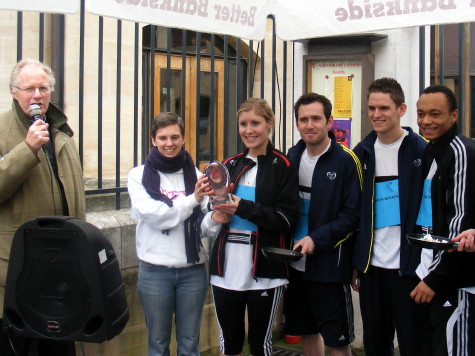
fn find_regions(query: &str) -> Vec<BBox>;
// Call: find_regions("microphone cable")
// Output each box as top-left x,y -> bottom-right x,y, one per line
43,132 -> 58,216
30,115 -> 59,216
6,325 -> 20,356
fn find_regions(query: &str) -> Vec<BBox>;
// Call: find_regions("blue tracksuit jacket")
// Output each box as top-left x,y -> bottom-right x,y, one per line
352,127 -> 427,276
287,134 -> 362,283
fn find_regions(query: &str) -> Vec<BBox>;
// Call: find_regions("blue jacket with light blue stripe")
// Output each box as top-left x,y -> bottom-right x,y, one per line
352,127 -> 427,276
287,134 -> 362,283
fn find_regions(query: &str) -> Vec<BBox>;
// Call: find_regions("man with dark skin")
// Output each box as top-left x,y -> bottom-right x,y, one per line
410,85 -> 475,356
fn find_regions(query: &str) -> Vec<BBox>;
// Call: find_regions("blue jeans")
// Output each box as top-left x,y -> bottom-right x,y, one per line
138,261 -> 208,356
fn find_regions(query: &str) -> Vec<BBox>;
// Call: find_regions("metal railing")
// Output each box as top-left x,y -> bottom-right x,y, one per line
9,4 -> 473,210
9,4 -> 293,211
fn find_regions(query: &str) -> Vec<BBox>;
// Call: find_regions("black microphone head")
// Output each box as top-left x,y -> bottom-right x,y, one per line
29,104 -> 42,121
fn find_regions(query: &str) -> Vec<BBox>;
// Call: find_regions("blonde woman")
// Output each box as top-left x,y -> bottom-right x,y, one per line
209,98 -> 299,356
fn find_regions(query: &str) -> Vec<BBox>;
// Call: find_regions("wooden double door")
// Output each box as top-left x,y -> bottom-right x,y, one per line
154,54 -> 225,171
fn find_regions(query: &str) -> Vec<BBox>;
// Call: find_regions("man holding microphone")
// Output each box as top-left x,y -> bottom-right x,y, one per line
0,59 -> 85,355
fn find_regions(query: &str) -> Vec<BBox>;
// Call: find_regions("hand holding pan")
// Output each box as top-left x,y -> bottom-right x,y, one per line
204,162 -> 232,207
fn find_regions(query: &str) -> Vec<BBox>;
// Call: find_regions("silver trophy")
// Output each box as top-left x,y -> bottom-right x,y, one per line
204,162 -> 232,207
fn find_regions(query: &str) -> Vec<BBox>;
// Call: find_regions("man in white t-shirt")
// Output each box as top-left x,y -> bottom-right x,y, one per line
353,78 -> 429,356
283,93 -> 361,356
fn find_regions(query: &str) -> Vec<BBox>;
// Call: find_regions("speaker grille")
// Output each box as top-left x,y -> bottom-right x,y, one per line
3,216 -> 129,342
16,230 -> 91,337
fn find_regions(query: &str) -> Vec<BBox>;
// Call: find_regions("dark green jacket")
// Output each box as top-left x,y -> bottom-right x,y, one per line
0,100 -> 85,317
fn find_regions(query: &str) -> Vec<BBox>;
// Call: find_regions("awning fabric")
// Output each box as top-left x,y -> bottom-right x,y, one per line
1,0 -> 474,40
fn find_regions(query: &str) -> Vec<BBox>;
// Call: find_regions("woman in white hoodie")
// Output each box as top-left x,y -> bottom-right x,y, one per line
128,112 -> 224,356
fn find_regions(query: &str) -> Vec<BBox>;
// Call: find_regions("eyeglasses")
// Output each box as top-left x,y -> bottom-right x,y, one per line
13,86 -> 51,95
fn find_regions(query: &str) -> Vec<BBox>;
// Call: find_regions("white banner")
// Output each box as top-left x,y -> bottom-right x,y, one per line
275,0 -> 475,40
86,0 -> 271,40
0,0 -> 79,14
3,0 -> 474,40
86,0 -> 475,40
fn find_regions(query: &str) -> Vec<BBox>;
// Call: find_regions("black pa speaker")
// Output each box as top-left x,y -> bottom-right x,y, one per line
2,216 -> 129,343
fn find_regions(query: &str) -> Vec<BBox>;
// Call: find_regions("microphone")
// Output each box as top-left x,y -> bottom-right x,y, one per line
29,104 -> 48,154
29,104 -> 42,122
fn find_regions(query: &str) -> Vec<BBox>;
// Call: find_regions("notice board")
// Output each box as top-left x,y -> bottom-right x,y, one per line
308,58 -> 363,148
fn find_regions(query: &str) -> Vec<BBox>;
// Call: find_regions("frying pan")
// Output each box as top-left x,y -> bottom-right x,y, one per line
407,233 -> 458,250
261,247 -> 303,262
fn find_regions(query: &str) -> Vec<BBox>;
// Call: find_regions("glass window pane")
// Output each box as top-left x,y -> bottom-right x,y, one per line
159,69 -> 182,115
198,71 -> 219,165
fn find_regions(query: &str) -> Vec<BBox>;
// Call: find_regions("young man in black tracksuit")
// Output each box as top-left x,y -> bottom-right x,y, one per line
411,85 -> 475,356
352,78 -> 430,356
283,93 -> 361,356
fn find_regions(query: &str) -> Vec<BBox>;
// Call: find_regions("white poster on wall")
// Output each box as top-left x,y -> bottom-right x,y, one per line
310,59 -> 362,148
